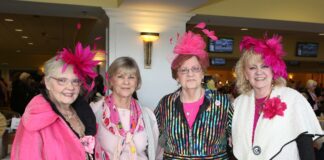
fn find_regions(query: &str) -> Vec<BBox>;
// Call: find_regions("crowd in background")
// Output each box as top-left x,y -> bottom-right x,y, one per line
205,76 -> 324,116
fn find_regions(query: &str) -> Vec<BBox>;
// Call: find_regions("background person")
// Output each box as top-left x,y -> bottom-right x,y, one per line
303,79 -> 321,116
154,23 -> 233,159
232,35 -> 323,160
10,72 -> 36,115
90,57 -> 159,160
11,42 -> 98,160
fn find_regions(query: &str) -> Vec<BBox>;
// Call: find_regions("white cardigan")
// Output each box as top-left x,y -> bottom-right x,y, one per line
232,86 -> 323,160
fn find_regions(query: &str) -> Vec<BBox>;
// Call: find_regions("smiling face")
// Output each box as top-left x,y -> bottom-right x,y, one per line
110,68 -> 138,99
176,56 -> 204,90
45,65 -> 80,108
244,55 -> 273,92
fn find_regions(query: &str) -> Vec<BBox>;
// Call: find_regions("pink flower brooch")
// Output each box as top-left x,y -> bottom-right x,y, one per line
262,96 -> 287,119
80,135 -> 95,154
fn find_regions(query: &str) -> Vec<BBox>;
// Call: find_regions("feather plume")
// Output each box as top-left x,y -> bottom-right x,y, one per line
240,35 -> 287,79
195,22 -> 206,29
202,29 -> 218,41
58,42 -> 99,92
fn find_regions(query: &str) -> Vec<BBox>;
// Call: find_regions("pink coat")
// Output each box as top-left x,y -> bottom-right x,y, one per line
11,95 -> 86,160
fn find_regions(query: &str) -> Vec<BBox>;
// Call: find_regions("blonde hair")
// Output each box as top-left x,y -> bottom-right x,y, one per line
107,57 -> 142,90
234,51 -> 286,94
306,79 -> 317,89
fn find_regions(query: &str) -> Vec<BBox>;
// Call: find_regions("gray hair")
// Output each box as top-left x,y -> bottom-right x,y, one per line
108,57 -> 142,90
44,56 -> 66,79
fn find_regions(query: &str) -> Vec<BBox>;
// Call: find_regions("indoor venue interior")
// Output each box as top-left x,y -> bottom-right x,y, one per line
0,0 -> 323,159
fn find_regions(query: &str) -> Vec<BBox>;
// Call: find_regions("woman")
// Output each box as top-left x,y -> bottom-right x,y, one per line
11,42 -> 98,160
232,35 -> 323,160
304,79 -> 320,116
90,57 -> 159,160
154,29 -> 233,159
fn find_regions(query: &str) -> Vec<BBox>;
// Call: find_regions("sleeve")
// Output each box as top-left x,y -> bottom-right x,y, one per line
224,94 -> 233,138
292,92 -> 323,138
90,97 -> 104,114
11,123 -> 44,159
142,107 -> 162,160
154,97 -> 164,137
153,97 -> 166,159
296,134 -> 316,160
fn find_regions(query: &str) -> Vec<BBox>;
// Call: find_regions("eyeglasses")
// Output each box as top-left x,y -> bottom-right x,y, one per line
178,66 -> 202,75
50,77 -> 82,87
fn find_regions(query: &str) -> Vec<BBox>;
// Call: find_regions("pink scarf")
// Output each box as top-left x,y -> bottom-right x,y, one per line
103,94 -> 143,135
100,94 -> 144,160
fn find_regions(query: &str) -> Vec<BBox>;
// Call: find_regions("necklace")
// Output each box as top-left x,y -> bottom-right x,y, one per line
59,107 -> 85,137
255,94 -> 271,115
185,107 -> 195,117
58,107 -> 75,120
182,90 -> 204,117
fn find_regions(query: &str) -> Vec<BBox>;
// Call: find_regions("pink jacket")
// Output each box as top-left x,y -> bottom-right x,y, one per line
11,95 -> 86,160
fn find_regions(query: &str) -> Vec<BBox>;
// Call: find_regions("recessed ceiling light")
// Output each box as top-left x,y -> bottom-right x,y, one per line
28,42 -> 34,45
16,50 -> 21,53
4,18 -> 14,22
15,29 -> 23,32
240,28 -> 248,31
21,36 -> 28,39
319,33 -> 324,36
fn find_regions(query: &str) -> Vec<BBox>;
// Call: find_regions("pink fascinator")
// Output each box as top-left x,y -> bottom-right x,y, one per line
171,22 -> 218,69
57,42 -> 100,92
240,35 -> 287,79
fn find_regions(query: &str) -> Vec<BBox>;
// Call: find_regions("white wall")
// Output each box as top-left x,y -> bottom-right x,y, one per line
104,8 -> 193,109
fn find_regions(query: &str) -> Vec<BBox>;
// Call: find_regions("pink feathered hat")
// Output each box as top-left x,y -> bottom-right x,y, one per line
171,22 -> 218,69
56,42 -> 99,92
239,35 -> 287,79
55,23 -> 101,92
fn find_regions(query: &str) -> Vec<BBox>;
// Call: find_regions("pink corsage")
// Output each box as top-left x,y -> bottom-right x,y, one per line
80,136 -> 95,154
262,96 -> 287,119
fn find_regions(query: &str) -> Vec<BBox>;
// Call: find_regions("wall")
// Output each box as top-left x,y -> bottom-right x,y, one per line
104,9 -> 193,108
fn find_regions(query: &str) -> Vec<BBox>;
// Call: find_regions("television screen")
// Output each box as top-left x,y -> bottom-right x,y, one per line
208,38 -> 233,53
210,57 -> 226,65
296,42 -> 319,57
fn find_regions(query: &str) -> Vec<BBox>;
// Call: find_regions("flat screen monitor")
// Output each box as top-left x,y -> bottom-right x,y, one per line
210,57 -> 226,65
208,38 -> 233,53
296,42 -> 319,57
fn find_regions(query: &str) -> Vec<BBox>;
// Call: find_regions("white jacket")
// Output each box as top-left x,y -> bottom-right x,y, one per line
232,86 -> 323,160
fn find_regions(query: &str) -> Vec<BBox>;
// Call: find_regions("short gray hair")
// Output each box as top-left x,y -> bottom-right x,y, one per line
44,56 -> 66,79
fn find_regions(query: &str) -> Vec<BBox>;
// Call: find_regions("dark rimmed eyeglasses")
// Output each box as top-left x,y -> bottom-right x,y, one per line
50,77 -> 81,87
178,66 -> 202,75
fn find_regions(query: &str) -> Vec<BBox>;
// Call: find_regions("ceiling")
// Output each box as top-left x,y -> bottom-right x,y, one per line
0,0 -> 108,69
0,0 -> 324,69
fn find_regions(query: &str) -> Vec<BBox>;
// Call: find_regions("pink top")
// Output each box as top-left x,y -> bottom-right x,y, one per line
252,97 -> 267,144
183,95 -> 204,129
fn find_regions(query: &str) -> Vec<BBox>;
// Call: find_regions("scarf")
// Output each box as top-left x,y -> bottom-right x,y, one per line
102,94 -> 144,160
